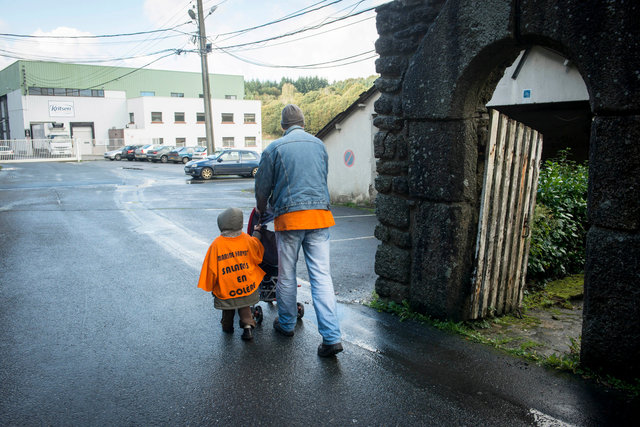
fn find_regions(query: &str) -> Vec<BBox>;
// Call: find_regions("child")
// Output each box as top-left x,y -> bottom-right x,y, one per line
198,207 -> 265,341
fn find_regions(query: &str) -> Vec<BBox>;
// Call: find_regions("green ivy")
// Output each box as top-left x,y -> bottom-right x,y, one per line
528,149 -> 588,285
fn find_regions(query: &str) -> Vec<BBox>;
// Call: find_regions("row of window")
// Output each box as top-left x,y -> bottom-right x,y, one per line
28,87 -> 105,97
28,87 -> 239,100
150,136 -> 257,148
143,112 -> 256,124
141,91 -> 237,100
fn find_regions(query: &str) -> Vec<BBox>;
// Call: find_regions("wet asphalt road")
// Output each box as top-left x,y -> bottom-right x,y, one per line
0,160 -> 637,425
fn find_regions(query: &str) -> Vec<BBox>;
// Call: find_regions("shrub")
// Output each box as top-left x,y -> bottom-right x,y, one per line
527,149 -> 588,285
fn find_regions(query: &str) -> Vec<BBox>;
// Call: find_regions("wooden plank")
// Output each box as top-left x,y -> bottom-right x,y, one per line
517,130 -> 543,305
498,122 -> 525,314
480,113 -> 509,317
487,117 -> 516,315
506,125 -> 533,312
470,109 -> 500,319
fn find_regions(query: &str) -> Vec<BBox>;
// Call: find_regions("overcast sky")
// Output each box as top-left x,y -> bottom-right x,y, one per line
0,0 -> 388,83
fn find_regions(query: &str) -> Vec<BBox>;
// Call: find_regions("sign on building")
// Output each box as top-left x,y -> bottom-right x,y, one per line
48,101 -> 75,117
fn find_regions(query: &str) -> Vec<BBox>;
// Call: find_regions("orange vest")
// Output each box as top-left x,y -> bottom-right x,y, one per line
197,233 -> 265,299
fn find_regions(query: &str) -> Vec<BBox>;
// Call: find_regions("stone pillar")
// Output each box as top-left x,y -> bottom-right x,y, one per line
581,116 -> 640,377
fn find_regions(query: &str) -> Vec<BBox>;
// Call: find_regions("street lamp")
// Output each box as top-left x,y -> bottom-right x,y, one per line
189,0 -> 216,155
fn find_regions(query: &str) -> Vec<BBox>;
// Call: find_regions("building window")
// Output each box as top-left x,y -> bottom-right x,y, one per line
244,136 -> 257,147
176,137 -> 186,147
244,113 -> 256,124
225,95 -> 237,100
129,112 -> 134,124
197,137 -> 207,146
151,112 -> 162,123
27,87 -> 103,97
196,112 -> 205,123
171,92 -> 184,97
174,112 -> 185,122
221,113 -> 234,123
222,137 -> 234,147
152,137 -> 164,144
141,91 -> 155,97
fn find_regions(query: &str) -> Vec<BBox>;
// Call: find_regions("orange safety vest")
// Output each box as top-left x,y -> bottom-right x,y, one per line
197,233 -> 265,299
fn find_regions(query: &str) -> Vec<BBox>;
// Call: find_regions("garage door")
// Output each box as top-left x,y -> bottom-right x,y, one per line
73,126 -> 94,155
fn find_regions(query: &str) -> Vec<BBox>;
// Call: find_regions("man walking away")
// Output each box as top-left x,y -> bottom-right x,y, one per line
254,104 -> 343,357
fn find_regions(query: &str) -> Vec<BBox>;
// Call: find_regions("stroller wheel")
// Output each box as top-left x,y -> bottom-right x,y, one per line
297,302 -> 305,319
253,305 -> 263,324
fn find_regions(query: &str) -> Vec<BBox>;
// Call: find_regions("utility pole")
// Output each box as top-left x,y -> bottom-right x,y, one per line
192,0 -> 215,155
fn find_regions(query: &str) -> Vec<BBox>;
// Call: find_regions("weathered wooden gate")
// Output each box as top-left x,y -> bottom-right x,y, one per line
470,110 -> 544,319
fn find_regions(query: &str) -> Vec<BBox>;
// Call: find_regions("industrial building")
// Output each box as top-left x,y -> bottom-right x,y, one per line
0,61 -> 261,158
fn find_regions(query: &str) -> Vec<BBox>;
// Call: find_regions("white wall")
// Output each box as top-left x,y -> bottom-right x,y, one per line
21,91 -> 129,141
324,91 -> 380,205
126,97 -> 262,149
488,46 -> 588,106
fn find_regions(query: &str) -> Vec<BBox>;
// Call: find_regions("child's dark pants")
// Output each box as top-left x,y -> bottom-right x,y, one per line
221,307 -> 256,332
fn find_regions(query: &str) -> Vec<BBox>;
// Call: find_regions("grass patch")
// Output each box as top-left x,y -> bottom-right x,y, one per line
523,273 -> 584,310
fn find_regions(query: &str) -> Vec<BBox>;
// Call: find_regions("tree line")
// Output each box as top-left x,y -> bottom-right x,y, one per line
245,75 -> 377,140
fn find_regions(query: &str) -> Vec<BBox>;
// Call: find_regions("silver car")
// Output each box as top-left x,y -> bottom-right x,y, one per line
104,148 -> 123,161
147,146 -> 176,163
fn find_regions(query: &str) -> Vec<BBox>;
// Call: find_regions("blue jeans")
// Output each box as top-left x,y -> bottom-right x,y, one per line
275,228 -> 342,344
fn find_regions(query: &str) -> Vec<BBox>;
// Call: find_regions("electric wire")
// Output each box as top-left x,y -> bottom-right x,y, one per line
210,6 -> 376,51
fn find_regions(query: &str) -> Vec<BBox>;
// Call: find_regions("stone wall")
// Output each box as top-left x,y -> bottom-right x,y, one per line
374,0 -> 640,378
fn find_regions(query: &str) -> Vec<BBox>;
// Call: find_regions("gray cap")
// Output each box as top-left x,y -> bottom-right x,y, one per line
281,104 -> 305,128
217,207 -> 243,237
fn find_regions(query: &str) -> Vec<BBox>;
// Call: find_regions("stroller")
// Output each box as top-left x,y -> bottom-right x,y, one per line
247,207 -> 304,324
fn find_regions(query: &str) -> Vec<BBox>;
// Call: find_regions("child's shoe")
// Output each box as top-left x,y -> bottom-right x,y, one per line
241,326 -> 253,341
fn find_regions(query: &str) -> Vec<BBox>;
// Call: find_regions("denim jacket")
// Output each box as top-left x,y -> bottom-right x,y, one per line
255,126 -> 331,218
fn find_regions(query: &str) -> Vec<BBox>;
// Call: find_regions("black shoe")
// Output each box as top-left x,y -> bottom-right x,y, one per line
318,342 -> 343,357
241,327 -> 253,341
273,317 -> 294,337
221,325 -> 234,334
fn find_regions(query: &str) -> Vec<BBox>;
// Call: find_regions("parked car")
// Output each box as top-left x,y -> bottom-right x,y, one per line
167,146 -> 207,164
103,148 -> 123,161
0,145 -> 14,160
147,146 -> 176,163
191,147 -> 208,160
122,145 -> 142,161
134,144 -> 157,161
184,149 -> 261,180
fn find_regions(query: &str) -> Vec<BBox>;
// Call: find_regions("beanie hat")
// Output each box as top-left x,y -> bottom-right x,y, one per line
281,104 -> 305,128
217,207 -> 243,237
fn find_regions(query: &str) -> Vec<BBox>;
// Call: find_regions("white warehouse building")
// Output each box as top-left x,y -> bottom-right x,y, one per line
0,61 -> 261,157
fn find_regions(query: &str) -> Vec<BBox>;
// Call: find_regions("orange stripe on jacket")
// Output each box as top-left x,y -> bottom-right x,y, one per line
274,209 -> 335,231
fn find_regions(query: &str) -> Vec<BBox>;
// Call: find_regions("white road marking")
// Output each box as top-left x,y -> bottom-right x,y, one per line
331,236 -> 376,243
529,409 -> 575,427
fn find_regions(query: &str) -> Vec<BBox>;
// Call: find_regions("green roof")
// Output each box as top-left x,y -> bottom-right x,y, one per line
0,60 -> 244,99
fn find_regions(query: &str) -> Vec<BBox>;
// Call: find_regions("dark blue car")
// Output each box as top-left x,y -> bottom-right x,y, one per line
184,149 -> 261,179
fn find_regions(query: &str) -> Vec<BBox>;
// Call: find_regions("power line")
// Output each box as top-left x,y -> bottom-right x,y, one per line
210,6 -> 376,51
214,0 -> 343,38
0,23 -> 191,39
226,15 -> 375,52
217,47 -> 377,69
83,51 -> 178,89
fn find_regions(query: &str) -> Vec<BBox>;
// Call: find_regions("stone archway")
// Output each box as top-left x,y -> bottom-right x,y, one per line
373,0 -> 640,378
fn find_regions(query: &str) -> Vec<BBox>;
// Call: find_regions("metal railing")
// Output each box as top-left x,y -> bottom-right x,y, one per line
0,138 -> 129,162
